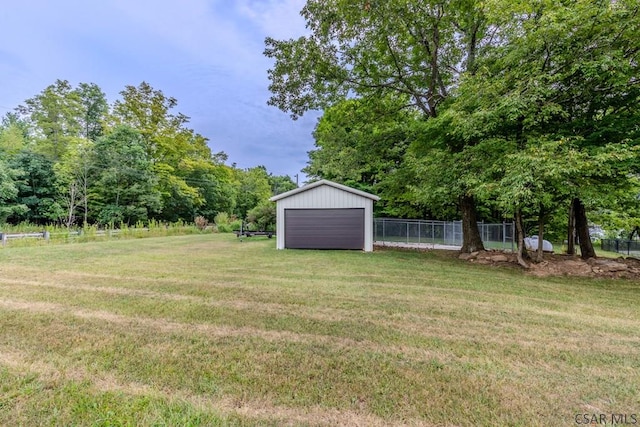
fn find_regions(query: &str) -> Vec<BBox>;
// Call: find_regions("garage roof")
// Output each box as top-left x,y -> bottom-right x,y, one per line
270,179 -> 380,202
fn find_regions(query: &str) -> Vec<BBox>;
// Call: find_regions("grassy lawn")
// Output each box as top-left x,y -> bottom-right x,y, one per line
0,234 -> 638,426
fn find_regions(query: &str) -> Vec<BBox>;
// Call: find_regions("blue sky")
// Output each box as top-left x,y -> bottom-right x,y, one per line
0,0 -> 318,179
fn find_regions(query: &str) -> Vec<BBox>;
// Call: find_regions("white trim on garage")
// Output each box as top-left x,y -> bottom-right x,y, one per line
270,180 -> 379,251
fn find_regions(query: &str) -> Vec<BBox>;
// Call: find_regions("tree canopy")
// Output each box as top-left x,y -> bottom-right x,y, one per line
267,0 -> 640,259
4,80 -> 297,228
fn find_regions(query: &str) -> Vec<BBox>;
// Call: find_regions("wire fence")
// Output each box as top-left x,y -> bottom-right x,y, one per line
374,218 -> 515,251
601,239 -> 640,256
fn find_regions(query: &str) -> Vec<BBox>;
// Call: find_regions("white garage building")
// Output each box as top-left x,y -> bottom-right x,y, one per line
270,179 -> 380,252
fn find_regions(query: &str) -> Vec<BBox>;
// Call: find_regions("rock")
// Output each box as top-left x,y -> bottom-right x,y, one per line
459,253 -> 473,260
558,260 -> 593,276
597,262 -> 629,273
490,254 -> 509,263
625,257 -> 640,266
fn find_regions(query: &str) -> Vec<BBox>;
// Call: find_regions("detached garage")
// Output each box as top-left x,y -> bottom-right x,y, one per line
270,180 -> 380,252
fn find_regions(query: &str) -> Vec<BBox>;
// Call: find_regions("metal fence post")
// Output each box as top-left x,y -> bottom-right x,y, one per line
382,219 -> 385,242
502,222 -> 506,250
374,219 -> 377,242
406,222 -> 409,244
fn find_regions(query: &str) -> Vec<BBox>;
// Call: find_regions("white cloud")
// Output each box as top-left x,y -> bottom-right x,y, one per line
235,0 -> 309,40
112,1 -> 254,62
0,0 -> 316,177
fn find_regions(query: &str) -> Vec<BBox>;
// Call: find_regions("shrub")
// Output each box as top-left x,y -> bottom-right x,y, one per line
229,219 -> 243,231
246,201 -> 276,231
213,212 -> 240,233
194,216 -> 209,231
214,212 -> 230,227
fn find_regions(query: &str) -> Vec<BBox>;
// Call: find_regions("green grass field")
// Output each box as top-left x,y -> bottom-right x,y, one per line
0,234 -> 638,426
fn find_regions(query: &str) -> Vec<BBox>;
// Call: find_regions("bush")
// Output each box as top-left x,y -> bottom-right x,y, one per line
216,223 -> 233,233
214,212 -> 229,227
194,216 -> 209,231
246,202 -> 276,232
213,212 -> 241,233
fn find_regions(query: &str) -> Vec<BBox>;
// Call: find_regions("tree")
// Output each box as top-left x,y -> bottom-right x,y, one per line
189,160 -> 238,220
265,0 -> 491,252
8,151 -> 63,224
246,200 -> 276,231
448,0 -> 640,259
110,82 -> 204,158
0,158 -> 27,223
90,126 -> 162,225
55,138 -> 94,227
234,166 -> 272,219
0,113 -> 30,156
305,97 -> 425,217
110,82 -> 223,222
17,79 -> 83,160
269,173 -> 297,196
75,83 -> 108,141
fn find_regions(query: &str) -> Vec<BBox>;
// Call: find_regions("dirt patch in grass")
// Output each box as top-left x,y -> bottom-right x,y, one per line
458,250 -> 640,279
376,244 -> 640,279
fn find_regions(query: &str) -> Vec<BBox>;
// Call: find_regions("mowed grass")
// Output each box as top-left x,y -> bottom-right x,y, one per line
0,234 -> 638,426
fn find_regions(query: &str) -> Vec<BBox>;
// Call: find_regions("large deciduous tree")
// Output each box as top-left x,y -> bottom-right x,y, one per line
265,0 -> 490,252
110,82 -> 222,222
443,0 -> 640,260
305,97 -> 425,217
17,79 -> 83,160
90,126 -> 162,225
8,151 -> 63,224
75,82 -> 109,141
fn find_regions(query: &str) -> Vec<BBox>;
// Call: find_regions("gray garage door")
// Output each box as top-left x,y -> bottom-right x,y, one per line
284,208 -> 365,249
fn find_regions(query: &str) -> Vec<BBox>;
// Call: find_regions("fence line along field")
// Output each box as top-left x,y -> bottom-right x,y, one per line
0,234 -> 638,426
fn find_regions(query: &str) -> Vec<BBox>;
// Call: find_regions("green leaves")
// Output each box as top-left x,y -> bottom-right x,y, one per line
266,0 -> 489,119
304,97 -> 424,217
90,126 -> 161,225
18,79 -> 83,160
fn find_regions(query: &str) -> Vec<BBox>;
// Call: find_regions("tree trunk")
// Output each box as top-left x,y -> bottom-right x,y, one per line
460,195 -> 485,253
566,202 -> 576,255
83,169 -> 89,227
573,198 -> 596,259
535,206 -> 545,263
66,182 -> 77,229
515,208 -> 530,269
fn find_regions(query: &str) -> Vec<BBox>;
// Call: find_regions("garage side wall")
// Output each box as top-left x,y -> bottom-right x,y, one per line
275,185 -> 375,251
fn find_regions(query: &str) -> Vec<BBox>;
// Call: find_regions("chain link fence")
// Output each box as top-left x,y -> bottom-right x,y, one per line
374,218 -> 515,251
601,239 -> 640,256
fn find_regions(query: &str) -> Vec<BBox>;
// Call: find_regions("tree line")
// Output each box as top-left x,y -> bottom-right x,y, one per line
265,0 -> 640,264
0,80 -> 295,228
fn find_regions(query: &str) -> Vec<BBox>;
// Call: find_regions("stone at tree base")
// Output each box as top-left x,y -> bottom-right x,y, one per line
490,254 -> 509,263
